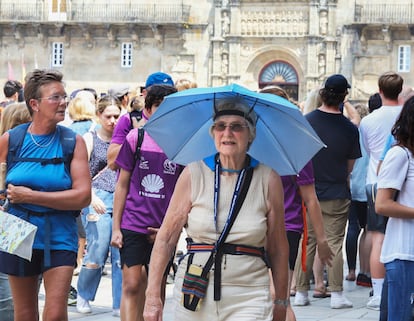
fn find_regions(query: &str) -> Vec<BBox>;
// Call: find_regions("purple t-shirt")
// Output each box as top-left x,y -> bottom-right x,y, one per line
115,128 -> 183,234
281,161 -> 315,233
111,113 -> 133,145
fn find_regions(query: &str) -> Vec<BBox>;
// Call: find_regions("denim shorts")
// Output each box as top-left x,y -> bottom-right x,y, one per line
0,249 -> 76,276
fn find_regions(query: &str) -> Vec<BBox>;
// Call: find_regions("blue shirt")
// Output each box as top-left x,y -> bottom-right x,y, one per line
6,126 -> 77,252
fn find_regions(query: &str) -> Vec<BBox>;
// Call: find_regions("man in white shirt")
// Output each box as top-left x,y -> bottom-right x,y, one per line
359,71 -> 403,311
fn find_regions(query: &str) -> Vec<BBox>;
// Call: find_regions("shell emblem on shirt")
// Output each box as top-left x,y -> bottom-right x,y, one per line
141,174 -> 164,193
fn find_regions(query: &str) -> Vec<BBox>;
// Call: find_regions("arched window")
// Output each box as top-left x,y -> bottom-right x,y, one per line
259,61 -> 299,100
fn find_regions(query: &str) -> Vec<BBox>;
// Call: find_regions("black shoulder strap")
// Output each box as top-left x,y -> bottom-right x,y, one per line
134,127 -> 145,162
130,110 -> 143,129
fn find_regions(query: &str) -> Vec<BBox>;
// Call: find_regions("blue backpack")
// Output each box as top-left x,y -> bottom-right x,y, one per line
7,122 -> 76,174
6,122 -> 79,217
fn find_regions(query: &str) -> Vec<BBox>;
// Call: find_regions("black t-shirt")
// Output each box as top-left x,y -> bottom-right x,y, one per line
306,109 -> 361,200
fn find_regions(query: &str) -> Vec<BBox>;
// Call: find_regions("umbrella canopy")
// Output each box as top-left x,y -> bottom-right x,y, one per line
144,83 -> 325,176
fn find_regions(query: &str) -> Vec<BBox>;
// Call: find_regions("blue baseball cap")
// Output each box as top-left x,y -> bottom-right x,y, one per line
145,72 -> 174,88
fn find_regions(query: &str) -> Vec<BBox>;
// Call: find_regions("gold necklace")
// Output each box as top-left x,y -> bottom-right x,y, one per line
28,124 -> 57,148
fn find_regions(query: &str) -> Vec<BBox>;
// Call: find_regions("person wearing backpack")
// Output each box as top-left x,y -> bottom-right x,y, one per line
0,102 -> 31,321
0,69 -> 91,321
110,84 -> 181,321
107,72 -> 174,171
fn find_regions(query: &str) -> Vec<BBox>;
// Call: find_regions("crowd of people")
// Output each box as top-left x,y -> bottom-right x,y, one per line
0,69 -> 413,321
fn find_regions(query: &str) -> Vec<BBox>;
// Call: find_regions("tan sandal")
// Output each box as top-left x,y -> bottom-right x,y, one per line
313,287 -> 331,298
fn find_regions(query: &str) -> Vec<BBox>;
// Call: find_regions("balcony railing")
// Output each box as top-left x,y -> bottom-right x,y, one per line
355,2 -> 414,24
0,2 -> 191,23
71,3 -> 191,23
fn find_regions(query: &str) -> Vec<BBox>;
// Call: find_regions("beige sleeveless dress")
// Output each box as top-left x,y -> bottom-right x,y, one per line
172,160 -> 274,321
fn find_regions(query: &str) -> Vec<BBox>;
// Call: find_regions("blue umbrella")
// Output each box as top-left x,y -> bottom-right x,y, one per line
144,83 -> 325,175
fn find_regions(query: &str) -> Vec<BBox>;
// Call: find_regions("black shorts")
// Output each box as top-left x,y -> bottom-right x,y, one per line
120,229 -> 174,274
120,229 -> 154,268
366,184 -> 388,233
0,249 -> 76,276
286,231 -> 301,270
350,200 -> 368,228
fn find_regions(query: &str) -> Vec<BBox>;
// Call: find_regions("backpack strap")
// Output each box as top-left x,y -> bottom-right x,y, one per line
57,125 -> 76,174
134,127 -> 145,162
7,123 -> 76,174
7,123 -> 31,172
130,110 -> 143,129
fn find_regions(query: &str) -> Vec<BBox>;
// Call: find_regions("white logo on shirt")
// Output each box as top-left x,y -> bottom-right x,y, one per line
163,159 -> 177,175
141,174 -> 164,193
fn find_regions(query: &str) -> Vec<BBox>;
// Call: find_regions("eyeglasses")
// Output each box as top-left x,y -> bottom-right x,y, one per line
38,94 -> 69,104
213,122 -> 249,132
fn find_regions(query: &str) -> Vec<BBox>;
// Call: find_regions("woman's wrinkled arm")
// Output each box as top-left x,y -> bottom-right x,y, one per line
266,170 -> 289,321
144,167 -> 192,321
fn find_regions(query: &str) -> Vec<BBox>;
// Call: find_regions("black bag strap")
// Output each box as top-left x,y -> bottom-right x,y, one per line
183,165 -> 254,310
134,127 -> 145,162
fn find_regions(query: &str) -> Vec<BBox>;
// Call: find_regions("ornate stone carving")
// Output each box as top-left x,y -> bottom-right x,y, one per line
221,10 -> 230,36
240,10 -> 308,36
12,25 -> 24,48
106,25 -> 118,48
319,10 -> 328,36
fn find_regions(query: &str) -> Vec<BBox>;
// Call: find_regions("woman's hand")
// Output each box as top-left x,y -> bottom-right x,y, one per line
111,229 -> 123,249
143,295 -> 164,321
91,194 -> 106,214
147,227 -> 159,244
6,184 -> 32,204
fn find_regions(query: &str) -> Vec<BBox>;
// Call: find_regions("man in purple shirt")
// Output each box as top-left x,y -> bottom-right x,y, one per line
281,161 -> 332,320
107,72 -> 174,170
110,84 -> 181,321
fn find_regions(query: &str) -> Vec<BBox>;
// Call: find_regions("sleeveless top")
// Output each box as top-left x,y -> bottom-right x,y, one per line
6,127 -> 77,252
89,131 -> 116,193
181,160 -> 272,286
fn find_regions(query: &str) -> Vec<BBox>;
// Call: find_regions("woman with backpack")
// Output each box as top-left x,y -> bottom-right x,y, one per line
0,69 -> 91,321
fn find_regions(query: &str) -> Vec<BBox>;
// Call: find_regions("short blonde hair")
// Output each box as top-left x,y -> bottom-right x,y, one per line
0,102 -> 31,135
68,97 -> 96,121
175,78 -> 197,91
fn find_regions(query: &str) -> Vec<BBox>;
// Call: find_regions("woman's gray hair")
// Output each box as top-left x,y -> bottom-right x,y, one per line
210,96 -> 257,147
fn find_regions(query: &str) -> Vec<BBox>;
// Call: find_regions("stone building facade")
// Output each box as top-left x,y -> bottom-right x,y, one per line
0,0 -> 413,102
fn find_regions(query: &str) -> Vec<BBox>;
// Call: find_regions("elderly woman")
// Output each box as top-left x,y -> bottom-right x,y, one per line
0,69 -> 91,321
143,97 -> 289,321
